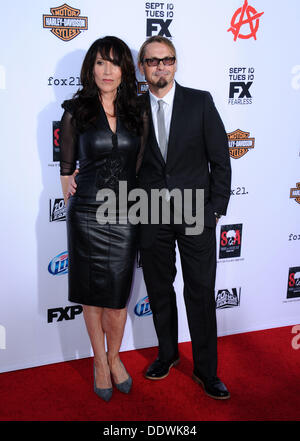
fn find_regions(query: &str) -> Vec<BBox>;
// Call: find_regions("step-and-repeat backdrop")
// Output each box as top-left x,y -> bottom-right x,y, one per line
1,0 -> 299,372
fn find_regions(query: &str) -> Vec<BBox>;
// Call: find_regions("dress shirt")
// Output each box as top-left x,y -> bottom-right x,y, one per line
149,81 -> 176,147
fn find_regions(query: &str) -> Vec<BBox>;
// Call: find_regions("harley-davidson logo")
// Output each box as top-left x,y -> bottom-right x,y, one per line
43,4 -> 88,42
290,182 -> 300,204
227,129 -> 255,159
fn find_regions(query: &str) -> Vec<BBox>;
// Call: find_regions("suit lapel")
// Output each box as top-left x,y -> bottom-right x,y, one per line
145,93 -> 166,167
165,83 -> 184,167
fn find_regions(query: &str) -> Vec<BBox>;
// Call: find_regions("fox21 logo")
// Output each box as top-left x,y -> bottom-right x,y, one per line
219,224 -> 243,259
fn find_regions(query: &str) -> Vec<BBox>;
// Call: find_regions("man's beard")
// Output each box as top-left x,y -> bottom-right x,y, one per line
155,76 -> 168,88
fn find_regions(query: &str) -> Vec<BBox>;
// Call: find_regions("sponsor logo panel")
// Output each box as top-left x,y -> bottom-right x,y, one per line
227,129 -> 255,159
138,81 -> 148,95
53,121 -> 60,162
49,198 -> 66,222
227,0 -> 264,41
228,67 -> 254,105
134,296 -> 152,317
287,267 -> 300,300
48,251 -> 68,275
145,2 -> 174,38
290,182 -> 300,204
219,224 -> 243,259
43,4 -> 88,41
216,288 -> 241,309
48,305 -> 83,323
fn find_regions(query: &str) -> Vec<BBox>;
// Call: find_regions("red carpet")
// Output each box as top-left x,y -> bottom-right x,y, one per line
0,325 -> 299,422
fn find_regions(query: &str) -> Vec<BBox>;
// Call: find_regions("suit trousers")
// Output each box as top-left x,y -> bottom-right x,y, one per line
140,223 -> 218,379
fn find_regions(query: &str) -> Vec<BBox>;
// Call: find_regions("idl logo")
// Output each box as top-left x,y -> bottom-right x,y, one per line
48,251 -> 68,275
134,296 -> 152,317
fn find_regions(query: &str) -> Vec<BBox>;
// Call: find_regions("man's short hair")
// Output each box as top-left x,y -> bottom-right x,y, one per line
138,36 -> 176,65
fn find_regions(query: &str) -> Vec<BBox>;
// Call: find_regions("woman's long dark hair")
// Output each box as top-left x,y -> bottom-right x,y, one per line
72,36 -> 142,134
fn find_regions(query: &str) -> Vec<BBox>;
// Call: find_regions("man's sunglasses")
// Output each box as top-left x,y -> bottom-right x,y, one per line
143,56 -> 176,67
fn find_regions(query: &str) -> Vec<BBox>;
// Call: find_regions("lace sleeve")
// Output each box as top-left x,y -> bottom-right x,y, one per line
60,101 -> 77,176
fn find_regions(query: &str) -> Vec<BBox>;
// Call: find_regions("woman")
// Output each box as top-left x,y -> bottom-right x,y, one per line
60,36 -> 143,402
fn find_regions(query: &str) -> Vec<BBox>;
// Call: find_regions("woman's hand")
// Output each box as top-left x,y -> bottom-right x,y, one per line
67,169 -> 79,198
60,169 -> 79,206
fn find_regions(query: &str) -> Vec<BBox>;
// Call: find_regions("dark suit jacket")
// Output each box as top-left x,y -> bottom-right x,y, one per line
138,82 -> 231,248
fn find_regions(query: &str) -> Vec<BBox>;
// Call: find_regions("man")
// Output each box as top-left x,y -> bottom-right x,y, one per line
137,36 -> 231,400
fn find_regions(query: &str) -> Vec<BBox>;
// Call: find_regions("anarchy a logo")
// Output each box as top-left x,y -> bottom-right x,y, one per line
227,0 -> 264,41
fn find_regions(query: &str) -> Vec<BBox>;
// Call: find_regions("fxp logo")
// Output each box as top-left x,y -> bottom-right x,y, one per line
48,251 -> 68,275
228,0 -> 264,41
134,296 -> 152,317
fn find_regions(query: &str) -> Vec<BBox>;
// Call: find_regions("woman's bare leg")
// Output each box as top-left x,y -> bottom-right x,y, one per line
82,305 -> 112,389
102,307 -> 129,383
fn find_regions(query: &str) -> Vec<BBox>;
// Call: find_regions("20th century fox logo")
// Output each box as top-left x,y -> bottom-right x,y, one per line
145,2 -> 174,37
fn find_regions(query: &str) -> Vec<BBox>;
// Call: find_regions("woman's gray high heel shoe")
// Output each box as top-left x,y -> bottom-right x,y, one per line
113,361 -> 132,394
93,362 -> 113,402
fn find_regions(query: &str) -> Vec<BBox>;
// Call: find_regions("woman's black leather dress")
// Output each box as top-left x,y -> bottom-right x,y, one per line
60,99 -> 139,308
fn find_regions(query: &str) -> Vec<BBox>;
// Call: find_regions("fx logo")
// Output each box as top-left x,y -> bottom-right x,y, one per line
48,305 -> 83,323
229,81 -> 252,98
146,19 -> 172,37
0,324 -> 6,349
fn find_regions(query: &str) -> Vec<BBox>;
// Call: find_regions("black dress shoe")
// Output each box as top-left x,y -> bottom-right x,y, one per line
192,373 -> 230,400
145,357 -> 180,380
